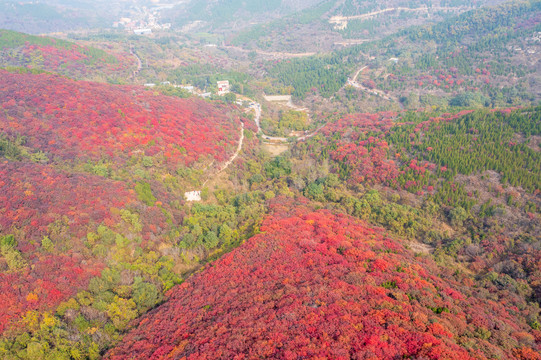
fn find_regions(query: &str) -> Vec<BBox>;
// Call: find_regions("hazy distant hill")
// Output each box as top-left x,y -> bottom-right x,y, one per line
262,0 -> 540,106
0,1 -> 104,34
163,0 -> 325,30
0,0 -> 133,34
169,0 -> 510,40
0,30 -> 133,81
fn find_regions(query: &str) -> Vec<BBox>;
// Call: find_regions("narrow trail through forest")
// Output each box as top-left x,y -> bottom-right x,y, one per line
247,100 -> 324,142
347,65 -> 404,109
220,45 -> 317,59
353,65 -> 368,82
329,6 -> 430,24
187,97 -> 326,200
329,5 -> 470,27
218,122 -> 245,173
201,122 -> 245,188
130,46 -> 142,78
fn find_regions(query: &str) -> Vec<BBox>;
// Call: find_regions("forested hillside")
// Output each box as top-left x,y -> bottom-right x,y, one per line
107,202 -> 541,359
0,69 -> 265,359
264,0 -> 540,106
0,70 -> 241,169
0,0 -> 122,34
374,0 -> 541,107
1,1 -> 540,359
0,162 -> 133,334
0,30 -> 133,81
0,2 -> 87,34
164,0 -> 323,30
290,107 -> 541,339
228,0 -> 507,52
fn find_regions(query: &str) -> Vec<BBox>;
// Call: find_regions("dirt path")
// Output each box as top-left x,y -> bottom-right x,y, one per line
186,98 -> 322,200
297,124 -> 326,141
186,121 -> 244,199
347,77 -> 404,109
130,46 -> 142,78
201,122 -> 245,188
329,5 -> 465,23
248,102 -> 288,141
221,45 -> 316,59
352,65 -> 368,83
218,122 -> 244,173
286,97 -> 309,113
330,6 -> 429,23
347,77 -> 394,102
247,101 -> 323,142
346,65 -> 403,109
330,6 -> 470,29
334,39 -> 370,47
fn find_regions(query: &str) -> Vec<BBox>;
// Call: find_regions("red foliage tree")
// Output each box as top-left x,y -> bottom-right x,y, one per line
106,201 -> 539,359
0,161 -> 136,333
0,70 -> 242,169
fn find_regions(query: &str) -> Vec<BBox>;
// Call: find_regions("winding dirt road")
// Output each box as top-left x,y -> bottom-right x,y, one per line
198,121 -> 245,190
220,45 -> 316,59
188,96 -> 325,200
247,101 -> 324,143
130,46 -> 142,78
346,65 -> 403,109
218,122 -> 244,173
329,6 -> 470,29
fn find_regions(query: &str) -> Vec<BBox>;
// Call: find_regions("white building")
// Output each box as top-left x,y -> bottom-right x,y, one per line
134,28 -> 152,35
180,85 -> 194,92
184,191 -> 201,202
217,80 -> 230,96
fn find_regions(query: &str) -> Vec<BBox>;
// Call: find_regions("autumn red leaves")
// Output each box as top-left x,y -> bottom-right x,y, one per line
0,70 -> 241,169
107,204 -> 540,359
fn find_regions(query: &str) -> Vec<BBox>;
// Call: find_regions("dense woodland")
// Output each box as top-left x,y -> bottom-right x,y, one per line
1,0 -> 541,359
0,30 -> 133,82
264,0 -> 540,107
0,70 -> 241,170
108,203 -> 541,359
0,69 -> 267,359
227,0 -> 503,52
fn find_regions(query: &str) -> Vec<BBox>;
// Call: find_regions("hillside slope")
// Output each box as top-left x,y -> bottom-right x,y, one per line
225,0 -> 508,52
0,30 -> 133,81
0,0 -> 121,34
0,70 -> 241,170
165,0 -> 323,29
106,201 -> 541,359
0,69 -> 250,358
0,162 -> 134,334
263,0 -> 540,106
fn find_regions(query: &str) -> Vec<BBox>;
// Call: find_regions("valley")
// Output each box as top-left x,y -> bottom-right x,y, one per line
0,1 -> 540,359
